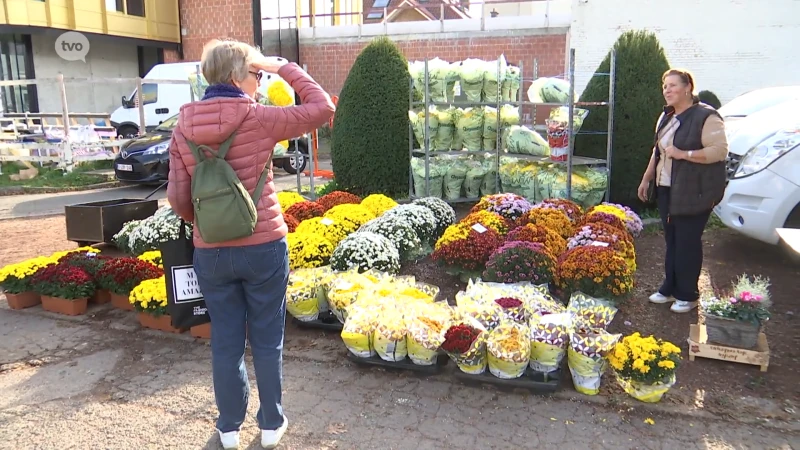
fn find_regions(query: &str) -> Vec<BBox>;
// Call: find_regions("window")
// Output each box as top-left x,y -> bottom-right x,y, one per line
367,12 -> 384,19
0,34 -> 37,114
141,83 -> 157,105
373,0 -> 390,8
106,0 -> 145,17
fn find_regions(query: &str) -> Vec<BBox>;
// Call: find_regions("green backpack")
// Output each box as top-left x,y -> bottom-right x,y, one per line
186,131 -> 271,244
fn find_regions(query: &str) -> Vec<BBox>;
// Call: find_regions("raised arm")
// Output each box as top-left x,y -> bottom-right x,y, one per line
166,134 -> 194,223
253,63 -> 335,142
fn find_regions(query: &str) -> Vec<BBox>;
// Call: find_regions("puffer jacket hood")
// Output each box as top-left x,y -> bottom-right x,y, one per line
166,63 -> 335,248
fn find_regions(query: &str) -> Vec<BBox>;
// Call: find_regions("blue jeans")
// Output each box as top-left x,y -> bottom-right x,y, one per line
193,238 -> 289,433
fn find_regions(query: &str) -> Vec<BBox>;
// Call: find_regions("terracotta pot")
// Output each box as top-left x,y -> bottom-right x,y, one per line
138,312 -> 184,334
110,292 -> 133,311
92,289 -> 112,305
41,296 -> 88,316
190,323 -> 211,339
5,291 -> 41,310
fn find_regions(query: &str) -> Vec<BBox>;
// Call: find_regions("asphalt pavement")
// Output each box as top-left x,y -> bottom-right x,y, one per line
0,163 -> 332,220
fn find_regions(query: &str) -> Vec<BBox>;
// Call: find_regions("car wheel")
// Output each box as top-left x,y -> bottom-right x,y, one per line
118,125 -> 139,139
780,203 -> 800,262
283,148 -> 308,175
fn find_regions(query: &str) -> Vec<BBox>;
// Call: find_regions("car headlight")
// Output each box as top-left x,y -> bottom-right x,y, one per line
142,143 -> 170,156
734,126 -> 800,178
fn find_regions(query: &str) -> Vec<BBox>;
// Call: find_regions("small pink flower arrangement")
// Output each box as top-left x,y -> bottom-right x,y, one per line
700,274 -> 771,325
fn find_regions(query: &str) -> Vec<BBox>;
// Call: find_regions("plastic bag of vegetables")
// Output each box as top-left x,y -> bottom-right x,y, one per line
409,107 -> 439,149
483,106 -> 499,151
411,157 -> 447,199
458,59 -> 487,102
499,104 -> 520,129
463,160 -> 488,199
502,65 -> 522,102
445,62 -> 461,103
442,156 -> 468,201
504,125 -> 550,156
435,107 -> 457,151
482,55 -> 508,103
427,57 -> 451,103
527,77 -> 574,104
480,156 -> 499,196
455,107 -> 485,151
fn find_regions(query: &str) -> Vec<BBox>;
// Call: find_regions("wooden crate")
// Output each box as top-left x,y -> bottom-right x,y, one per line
687,324 -> 769,372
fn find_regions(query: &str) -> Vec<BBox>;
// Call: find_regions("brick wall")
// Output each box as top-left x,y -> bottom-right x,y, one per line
300,33 -> 567,96
570,0 -> 800,103
164,0 -> 255,63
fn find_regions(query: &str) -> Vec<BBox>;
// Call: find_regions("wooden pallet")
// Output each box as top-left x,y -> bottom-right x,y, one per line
687,324 -> 769,372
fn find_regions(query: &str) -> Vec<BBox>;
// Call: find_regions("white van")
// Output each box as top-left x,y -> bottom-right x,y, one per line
110,61 -> 297,138
714,89 -> 800,249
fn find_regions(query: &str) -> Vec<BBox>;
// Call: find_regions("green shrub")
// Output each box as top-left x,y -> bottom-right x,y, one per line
698,90 -> 722,109
330,36 -> 411,197
574,30 -> 671,209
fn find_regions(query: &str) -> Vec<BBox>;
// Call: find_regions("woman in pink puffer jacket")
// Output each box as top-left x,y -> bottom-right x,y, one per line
167,39 -> 334,450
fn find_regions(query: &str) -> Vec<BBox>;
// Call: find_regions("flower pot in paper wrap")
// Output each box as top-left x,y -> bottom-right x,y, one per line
443,316 -> 489,374
406,310 -> 450,366
568,329 -> 621,395
614,373 -> 676,403
487,322 -> 530,379
373,312 -> 409,362
529,312 -> 574,373
286,279 -> 319,322
341,307 -> 380,358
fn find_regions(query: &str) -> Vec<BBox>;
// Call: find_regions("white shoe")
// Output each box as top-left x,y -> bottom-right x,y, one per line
671,300 -> 698,313
648,292 -> 674,304
218,430 -> 240,449
261,416 -> 288,449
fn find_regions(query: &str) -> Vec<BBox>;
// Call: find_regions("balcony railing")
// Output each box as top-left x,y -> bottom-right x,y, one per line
262,0 -> 568,31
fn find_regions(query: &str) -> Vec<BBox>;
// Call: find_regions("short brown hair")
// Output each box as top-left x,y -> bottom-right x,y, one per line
662,68 -> 696,93
200,39 -> 263,85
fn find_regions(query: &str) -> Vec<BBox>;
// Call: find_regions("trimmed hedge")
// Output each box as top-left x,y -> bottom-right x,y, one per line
574,30 -> 671,209
330,36 -> 411,197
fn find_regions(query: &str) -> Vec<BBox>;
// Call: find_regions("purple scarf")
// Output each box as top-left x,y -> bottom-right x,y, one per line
202,84 -> 247,100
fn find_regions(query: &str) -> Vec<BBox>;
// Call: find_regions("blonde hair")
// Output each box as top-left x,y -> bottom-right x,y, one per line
200,39 -> 262,85
662,68 -> 696,94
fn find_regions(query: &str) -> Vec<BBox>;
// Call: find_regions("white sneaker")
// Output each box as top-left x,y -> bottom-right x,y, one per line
671,300 -> 698,313
648,292 -> 674,304
218,430 -> 240,450
261,416 -> 288,449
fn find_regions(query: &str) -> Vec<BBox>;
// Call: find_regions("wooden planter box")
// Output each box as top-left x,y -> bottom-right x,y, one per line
110,292 -> 133,311
705,315 -> 760,349
64,198 -> 158,246
5,291 -> 41,310
91,289 -> 112,305
688,324 -> 769,372
138,313 -> 184,334
190,323 -> 211,339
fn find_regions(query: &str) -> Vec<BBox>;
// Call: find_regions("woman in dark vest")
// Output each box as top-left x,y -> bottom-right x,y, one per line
637,69 -> 729,313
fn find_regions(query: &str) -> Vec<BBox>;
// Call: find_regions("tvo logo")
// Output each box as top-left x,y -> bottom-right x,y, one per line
55,31 -> 90,62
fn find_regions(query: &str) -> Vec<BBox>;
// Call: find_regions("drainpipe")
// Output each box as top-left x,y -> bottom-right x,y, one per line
252,0 -> 263,48
177,0 -> 185,60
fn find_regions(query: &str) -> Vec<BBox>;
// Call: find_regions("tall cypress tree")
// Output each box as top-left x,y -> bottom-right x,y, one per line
574,30 -> 671,209
330,36 -> 410,196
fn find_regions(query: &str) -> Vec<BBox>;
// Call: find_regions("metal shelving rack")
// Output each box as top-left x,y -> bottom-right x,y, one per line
408,48 -> 616,202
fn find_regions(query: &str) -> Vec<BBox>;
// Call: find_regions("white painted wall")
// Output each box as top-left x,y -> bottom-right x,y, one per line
569,0 -> 800,104
31,34 -> 139,116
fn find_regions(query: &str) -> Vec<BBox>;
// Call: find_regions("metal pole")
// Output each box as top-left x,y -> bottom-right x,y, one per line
566,48 -> 576,200
409,76 -> 414,199
136,77 -> 145,136
57,74 -> 72,172
605,49 -> 616,202
494,56 -> 501,195
423,58 -> 430,197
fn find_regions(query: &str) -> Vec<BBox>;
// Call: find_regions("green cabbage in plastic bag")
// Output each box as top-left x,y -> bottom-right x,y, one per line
482,55 -> 508,103
480,155 -> 498,196
442,156 -> 468,201
527,77 -> 576,104
455,107 -> 484,151
502,65 -> 521,102
483,106 -> 499,152
435,107 -> 457,150
464,160 -> 488,199
411,157 -> 448,199
549,107 -> 590,132
409,107 -> 439,148
446,62 -> 461,103
535,165 -> 608,207
459,59 -> 486,102
499,104 -> 520,128
427,57 -> 451,103
504,125 -> 550,156
499,156 -> 525,196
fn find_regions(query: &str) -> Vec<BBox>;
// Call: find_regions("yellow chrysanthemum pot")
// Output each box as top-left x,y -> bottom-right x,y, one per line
614,373 -> 676,403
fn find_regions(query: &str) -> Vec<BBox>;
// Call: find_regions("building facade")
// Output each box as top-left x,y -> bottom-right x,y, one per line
0,0 -> 180,114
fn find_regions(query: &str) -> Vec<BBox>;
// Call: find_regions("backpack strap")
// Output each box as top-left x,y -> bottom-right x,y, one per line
250,150 -> 274,204
186,132 -> 237,164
